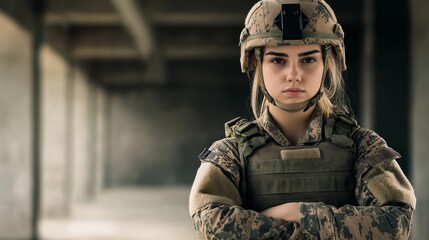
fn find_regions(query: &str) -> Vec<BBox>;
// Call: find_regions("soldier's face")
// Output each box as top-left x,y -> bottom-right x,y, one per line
262,44 -> 324,105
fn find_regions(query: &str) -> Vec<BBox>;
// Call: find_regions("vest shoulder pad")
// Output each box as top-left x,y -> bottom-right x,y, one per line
325,111 -> 360,150
224,117 -> 261,142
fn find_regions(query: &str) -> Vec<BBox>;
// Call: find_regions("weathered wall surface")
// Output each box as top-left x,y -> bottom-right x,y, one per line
0,11 -> 32,239
109,86 -> 250,185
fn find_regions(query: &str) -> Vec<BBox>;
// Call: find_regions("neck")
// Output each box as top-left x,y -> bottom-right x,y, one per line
268,103 -> 316,145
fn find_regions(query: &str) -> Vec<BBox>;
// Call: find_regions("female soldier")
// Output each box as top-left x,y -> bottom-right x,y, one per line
189,0 -> 416,239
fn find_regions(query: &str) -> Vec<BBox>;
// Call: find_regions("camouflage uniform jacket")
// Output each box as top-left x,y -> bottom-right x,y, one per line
189,108 -> 416,239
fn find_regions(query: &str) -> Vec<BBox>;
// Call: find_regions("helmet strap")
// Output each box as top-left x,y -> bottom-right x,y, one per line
254,45 -> 332,113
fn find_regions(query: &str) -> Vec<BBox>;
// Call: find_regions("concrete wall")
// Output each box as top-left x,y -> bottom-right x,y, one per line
0,11 -> 33,239
109,85 -> 250,185
411,0 -> 429,238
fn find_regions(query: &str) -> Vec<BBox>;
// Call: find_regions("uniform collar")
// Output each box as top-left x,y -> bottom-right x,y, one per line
259,107 -> 324,146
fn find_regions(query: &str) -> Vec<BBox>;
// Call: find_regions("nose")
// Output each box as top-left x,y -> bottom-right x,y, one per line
286,62 -> 301,82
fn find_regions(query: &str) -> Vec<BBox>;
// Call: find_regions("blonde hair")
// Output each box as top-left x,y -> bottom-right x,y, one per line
250,48 -> 348,121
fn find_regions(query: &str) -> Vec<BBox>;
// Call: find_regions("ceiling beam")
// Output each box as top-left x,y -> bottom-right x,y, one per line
73,45 -> 239,61
90,61 -> 166,86
72,47 -> 139,60
152,13 -> 245,27
70,27 -> 138,60
45,13 -> 121,26
45,0 -> 120,26
164,46 -> 238,60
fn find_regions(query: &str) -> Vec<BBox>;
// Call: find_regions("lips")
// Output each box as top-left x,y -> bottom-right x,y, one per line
283,87 -> 305,93
282,87 -> 305,97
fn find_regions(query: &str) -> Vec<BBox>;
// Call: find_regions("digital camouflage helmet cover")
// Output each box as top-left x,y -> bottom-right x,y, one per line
240,0 -> 346,72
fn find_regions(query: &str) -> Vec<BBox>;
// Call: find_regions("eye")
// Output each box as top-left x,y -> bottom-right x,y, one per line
270,58 -> 286,64
301,57 -> 316,64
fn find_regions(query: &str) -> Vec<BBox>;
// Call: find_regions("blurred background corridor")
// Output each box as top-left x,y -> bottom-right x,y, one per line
0,0 -> 428,239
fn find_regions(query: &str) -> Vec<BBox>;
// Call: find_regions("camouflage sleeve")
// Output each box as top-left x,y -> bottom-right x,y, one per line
189,138 -> 300,239
298,128 -> 416,239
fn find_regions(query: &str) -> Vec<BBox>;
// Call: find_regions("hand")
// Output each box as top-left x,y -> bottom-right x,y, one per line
261,202 -> 301,223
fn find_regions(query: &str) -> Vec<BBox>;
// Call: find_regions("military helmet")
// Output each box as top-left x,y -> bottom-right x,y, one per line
239,0 -> 346,73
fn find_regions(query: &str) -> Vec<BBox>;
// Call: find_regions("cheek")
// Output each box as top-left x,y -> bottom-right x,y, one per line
261,64 -> 272,77
262,64 -> 281,81
261,67 -> 280,90
306,66 -> 324,87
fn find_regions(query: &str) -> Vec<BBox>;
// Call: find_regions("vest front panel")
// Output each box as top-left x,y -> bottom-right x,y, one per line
246,141 -> 356,211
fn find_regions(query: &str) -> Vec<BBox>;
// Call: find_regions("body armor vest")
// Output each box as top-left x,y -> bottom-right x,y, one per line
225,112 -> 359,211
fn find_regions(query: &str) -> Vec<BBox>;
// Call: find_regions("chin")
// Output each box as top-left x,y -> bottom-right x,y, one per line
277,98 -> 306,104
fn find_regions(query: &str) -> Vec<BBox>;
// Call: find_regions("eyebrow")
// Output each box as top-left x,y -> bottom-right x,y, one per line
265,49 -> 321,57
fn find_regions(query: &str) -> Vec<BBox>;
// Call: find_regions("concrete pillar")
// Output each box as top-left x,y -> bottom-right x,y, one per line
40,44 -> 69,217
71,66 -> 94,203
360,0 -> 375,129
103,91 -> 114,188
0,11 -> 33,239
86,81 -> 98,198
94,86 -> 107,195
411,0 -> 429,238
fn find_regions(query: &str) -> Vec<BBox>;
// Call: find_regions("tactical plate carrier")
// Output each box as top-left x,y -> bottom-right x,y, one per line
225,112 -> 359,211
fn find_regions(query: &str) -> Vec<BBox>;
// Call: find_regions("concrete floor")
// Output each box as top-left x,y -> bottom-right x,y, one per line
40,186 -> 197,240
